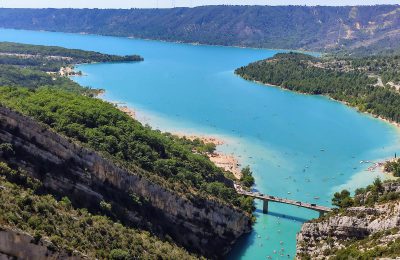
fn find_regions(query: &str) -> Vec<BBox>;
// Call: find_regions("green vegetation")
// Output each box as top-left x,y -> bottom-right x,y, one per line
0,86 -> 252,213
348,55 -> 400,85
0,6 -> 400,52
240,166 -> 255,188
179,137 -> 217,155
332,189 -> 353,209
0,43 -> 254,257
0,64 -> 87,92
0,41 -> 143,70
300,178 -> 400,259
384,159 -> 400,177
304,227 -> 400,259
331,231 -> 400,260
236,52 -> 400,123
0,159 -> 199,259
331,178 -> 399,209
0,42 -> 142,94
0,42 -> 252,213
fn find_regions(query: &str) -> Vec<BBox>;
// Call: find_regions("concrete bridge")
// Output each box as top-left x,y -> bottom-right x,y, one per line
235,185 -> 332,217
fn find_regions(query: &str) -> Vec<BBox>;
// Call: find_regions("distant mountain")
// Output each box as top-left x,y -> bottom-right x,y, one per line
0,6 -> 399,53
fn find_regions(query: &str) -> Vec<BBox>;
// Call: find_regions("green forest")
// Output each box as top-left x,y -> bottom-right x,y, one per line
0,42 -> 143,68
0,42 -> 143,94
0,42 -> 253,213
236,52 -> 400,123
0,86 -> 253,213
0,42 -> 254,258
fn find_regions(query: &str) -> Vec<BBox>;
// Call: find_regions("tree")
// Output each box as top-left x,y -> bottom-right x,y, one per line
109,249 -> 130,260
332,189 -> 353,208
0,143 -> 15,158
240,166 -> 255,188
373,178 -> 384,193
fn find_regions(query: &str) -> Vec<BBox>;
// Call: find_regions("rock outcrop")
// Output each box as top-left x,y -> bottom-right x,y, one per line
0,226 -> 84,260
0,106 -> 252,258
296,182 -> 400,259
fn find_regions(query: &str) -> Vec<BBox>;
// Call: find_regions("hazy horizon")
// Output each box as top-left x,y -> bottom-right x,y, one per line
0,0 -> 399,9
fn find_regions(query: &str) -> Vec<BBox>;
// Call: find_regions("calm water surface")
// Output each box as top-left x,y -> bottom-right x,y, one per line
1,28 -> 399,259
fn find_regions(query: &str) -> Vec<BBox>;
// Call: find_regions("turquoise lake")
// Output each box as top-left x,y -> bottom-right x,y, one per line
1,28 -> 400,259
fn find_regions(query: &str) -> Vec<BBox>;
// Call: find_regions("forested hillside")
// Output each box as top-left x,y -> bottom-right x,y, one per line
0,42 -> 142,93
0,6 -> 399,53
0,87 -> 253,212
235,52 -> 400,123
0,42 -> 253,258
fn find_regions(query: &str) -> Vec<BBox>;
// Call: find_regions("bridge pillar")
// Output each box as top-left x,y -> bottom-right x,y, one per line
263,200 -> 269,214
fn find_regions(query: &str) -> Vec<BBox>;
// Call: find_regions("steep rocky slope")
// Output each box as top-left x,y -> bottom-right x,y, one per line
0,105 -> 251,258
296,180 -> 400,259
0,6 -> 399,53
0,226 -> 84,260
0,163 -> 200,259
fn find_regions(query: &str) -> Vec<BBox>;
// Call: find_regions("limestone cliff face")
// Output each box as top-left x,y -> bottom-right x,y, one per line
0,106 -> 252,258
0,226 -> 83,260
296,182 -> 400,259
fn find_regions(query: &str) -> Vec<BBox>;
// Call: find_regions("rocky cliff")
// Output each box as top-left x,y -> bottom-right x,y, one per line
0,226 -> 84,260
0,105 -> 252,258
296,181 -> 400,259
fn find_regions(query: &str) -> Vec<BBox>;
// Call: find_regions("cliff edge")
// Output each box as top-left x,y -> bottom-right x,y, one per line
296,180 -> 400,259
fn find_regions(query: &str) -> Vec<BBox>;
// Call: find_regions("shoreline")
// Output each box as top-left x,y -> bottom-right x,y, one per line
96,78 -> 399,182
0,27 -> 322,55
109,101 -> 243,180
245,76 -> 400,132
380,158 -> 400,179
242,76 -> 400,176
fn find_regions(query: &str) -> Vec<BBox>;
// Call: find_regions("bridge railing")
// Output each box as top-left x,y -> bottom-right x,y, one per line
234,183 -> 332,214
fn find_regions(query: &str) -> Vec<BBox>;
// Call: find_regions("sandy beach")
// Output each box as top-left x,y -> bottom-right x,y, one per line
113,103 -> 242,179
174,133 -> 242,179
118,105 -> 136,119
208,152 -> 242,179
173,132 -> 224,146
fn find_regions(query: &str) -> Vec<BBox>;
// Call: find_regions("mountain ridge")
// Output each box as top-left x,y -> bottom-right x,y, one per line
0,5 -> 400,54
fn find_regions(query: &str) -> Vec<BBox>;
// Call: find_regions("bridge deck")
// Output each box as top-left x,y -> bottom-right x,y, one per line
238,190 -> 332,213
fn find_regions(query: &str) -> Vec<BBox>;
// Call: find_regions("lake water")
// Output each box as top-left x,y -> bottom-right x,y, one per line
1,28 -> 399,259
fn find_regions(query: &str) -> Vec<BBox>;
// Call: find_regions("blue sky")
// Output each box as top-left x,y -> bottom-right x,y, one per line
1,0 -> 399,8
